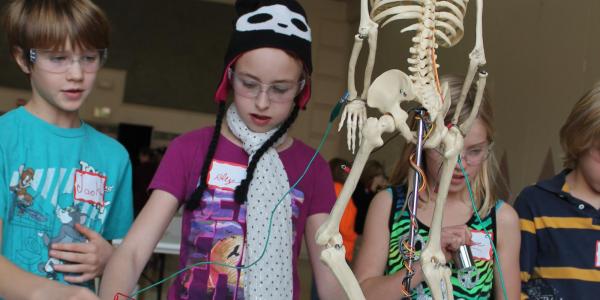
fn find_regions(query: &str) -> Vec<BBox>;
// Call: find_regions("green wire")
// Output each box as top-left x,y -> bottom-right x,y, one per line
128,100 -> 340,298
457,157 -> 508,300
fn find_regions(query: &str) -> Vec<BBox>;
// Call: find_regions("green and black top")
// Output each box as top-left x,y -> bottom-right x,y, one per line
386,186 -> 501,299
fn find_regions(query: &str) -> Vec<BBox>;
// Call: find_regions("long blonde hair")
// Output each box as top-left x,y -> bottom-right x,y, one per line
389,74 -> 507,216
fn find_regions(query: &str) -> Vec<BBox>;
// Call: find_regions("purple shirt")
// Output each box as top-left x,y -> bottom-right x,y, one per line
150,127 -> 336,300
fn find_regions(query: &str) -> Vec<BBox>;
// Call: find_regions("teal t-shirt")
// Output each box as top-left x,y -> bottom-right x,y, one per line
0,107 -> 133,287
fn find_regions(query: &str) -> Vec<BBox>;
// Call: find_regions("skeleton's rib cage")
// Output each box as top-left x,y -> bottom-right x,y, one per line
316,0 -> 488,299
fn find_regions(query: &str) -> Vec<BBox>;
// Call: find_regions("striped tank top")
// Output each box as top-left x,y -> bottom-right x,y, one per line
386,186 -> 500,299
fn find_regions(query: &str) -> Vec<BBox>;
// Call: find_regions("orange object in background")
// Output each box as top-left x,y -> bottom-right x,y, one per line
337,182 -> 358,262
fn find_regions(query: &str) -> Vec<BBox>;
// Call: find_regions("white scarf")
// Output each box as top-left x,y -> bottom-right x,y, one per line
226,105 -> 293,299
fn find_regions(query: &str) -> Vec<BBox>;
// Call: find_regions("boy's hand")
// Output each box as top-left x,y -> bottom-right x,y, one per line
49,223 -> 114,283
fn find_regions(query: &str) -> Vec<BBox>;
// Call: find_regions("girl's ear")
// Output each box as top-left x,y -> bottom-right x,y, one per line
13,47 -> 31,74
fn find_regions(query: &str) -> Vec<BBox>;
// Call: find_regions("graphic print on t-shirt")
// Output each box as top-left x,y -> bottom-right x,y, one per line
6,161 -> 113,281
9,165 -> 41,221
180,160 -> 305,299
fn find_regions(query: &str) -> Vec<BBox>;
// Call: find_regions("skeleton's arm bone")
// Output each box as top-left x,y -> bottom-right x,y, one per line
361,25 -> 379,100
459,71 -> 487,134
451,0 -> 486,126
347,35 -> 365,102
340,0 -> 379,153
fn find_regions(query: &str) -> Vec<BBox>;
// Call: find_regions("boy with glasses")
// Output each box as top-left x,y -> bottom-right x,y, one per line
0,1 -> 132,299
515,83 -> 600,299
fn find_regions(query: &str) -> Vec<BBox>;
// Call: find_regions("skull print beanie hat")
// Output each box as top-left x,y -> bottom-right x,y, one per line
214,0 -> 312,109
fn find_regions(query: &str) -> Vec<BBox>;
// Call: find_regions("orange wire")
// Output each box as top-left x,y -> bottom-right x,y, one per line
409,153 -> 427,192
432,47 -> 442,97
402,150 -> 426,300
430,33 -> 444,104
414,115 -> 434,141
401,238 -> 415,298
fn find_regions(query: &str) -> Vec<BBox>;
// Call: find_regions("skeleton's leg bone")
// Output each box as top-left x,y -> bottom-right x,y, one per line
317,115 -> 395,245
316,115 -> 395,300
420,127 -> 463,300
320,242 -> 363,300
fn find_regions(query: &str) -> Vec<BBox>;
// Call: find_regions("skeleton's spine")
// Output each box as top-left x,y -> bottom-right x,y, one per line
408,0 -> 438,93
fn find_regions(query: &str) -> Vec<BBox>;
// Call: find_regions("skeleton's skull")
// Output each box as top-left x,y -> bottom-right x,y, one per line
236,4 -> 311,42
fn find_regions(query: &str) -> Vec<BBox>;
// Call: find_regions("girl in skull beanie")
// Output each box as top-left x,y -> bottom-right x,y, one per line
187,0 -> 313,210
99,1 -> 342,299
215,0 -> 312,107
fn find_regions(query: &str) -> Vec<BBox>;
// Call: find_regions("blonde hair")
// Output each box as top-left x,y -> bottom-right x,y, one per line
2,0 -> 110,66
390,74 -> 507,216
560,82 -> 600,169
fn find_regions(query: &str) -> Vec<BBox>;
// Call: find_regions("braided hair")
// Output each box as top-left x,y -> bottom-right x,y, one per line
185,102 -> 300,209
185,101 -> 226,211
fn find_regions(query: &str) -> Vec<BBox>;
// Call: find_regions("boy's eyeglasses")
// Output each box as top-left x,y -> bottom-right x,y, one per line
29,48 -> 108,74
228,68 -> 305,104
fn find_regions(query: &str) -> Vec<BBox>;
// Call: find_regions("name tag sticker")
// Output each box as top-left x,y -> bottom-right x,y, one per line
595,241 -> 600,267
207,160 -> 247,191
74,170 -> 106,207
470,230 -> 493,261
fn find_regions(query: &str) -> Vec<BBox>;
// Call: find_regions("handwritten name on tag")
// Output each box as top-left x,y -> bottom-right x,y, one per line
470,230 -> 493,261
207,160 -> 247,191
74,170 -> 106,206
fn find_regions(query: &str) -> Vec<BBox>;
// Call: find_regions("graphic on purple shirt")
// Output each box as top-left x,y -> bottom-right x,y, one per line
149,127 -> 335,300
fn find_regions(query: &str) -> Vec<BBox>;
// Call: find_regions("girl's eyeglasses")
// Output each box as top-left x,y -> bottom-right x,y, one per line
434,142 -> 493,166
228,68 -> 305,103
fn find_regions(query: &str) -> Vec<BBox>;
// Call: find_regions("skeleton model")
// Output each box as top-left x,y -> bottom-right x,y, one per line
316,0 -> 488,299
